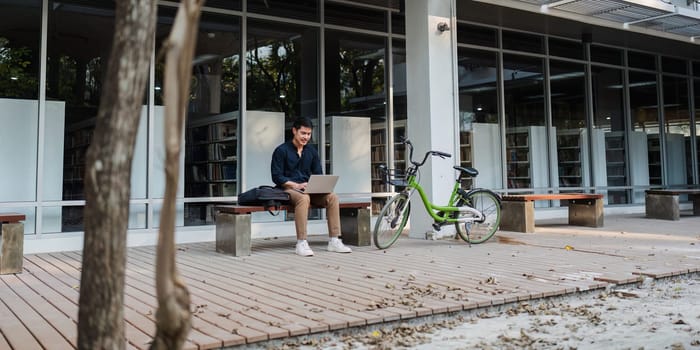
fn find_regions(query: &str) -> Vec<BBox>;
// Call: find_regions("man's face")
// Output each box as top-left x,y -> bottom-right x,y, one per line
292,125 -> 312,146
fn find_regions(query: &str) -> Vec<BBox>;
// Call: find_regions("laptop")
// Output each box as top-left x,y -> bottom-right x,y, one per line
303,175 -> 339,194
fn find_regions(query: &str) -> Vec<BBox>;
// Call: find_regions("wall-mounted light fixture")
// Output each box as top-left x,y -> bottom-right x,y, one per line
437,22 -> 450,33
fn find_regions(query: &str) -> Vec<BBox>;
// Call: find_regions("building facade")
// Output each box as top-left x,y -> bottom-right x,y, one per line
1,0 -> 698,252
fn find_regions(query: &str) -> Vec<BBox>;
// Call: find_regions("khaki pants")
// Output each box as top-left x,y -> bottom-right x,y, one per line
284,189 -> 341,240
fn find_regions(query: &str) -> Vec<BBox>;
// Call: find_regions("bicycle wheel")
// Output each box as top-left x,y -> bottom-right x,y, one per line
373,194 -> 411,249
454,189 -> 501,244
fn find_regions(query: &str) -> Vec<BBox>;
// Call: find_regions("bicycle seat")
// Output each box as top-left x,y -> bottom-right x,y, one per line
454,166 -> 478,178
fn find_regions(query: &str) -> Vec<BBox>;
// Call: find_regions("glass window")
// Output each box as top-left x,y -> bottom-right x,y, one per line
662,56 -> 687,75
502,30 -> 543,54
203,0 -> 241,11
325,30 -> 385,191
591,66 -> 627,204
591,45 -> 622,66
156,9 -> 242,226
503,54 -> 546,190
0,0 -> 41,209
457,23 -> 497,48
247,20 -> 317,120
247,0 -> 318,22
662,75 -> 691,186
392,39 -> 407,176
628,51 -> 656,71
0,1 -> 40,235
550,61 -> 587,189
548,37 -> 583,60
325,2 -> 386,32
695,78 -> 700,183
457,48 -> 502,190
629,71 -> 660,191
694,62 -> 700,77
47,0 -> 117,232
391,12 -> 405,35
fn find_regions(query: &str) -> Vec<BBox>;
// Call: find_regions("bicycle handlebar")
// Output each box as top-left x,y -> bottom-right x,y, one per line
402,138 -> 451,167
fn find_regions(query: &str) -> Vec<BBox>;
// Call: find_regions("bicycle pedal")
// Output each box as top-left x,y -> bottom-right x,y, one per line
432,222 -> 443,231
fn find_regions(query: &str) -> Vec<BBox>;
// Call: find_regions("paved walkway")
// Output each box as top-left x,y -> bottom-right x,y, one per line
0,213 -> 698,349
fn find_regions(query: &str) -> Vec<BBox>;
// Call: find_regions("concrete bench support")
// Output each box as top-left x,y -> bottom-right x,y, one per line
340,207 -> 371,246
215,212 -> 252,256
500,201 -> 534,233
500,194 -> 604,233
569,197 -> 604,228
645,190 -> 700,220
1,213 -> 26,274
215,202 -> 370,256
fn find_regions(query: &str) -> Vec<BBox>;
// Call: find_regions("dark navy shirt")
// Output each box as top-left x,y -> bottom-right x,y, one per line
271,141 -> 323,186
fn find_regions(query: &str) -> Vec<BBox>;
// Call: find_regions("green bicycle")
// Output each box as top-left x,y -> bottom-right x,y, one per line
373,138 -> 502,249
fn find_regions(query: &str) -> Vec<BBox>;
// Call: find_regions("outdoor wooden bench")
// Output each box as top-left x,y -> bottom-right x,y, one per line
0,213 -> 26,274
645,189 -> 700,220
500,193 -> 604,233
214,202 -> 371,256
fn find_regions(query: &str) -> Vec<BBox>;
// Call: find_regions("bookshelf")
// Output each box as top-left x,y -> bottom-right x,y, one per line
370,120 -> 407,213
556,129 -> 586,188
63,116 -> 96,200
647,134 -> 662,185
459,130 -> 472,189
185,111 -> 238,197
604,132 -> 626,187
506,126 -> 549,190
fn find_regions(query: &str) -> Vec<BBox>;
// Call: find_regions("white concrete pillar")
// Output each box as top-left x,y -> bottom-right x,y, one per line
405,0 -> 458,239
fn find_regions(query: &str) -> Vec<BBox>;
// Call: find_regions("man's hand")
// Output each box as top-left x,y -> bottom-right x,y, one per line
285,181 -> 308,191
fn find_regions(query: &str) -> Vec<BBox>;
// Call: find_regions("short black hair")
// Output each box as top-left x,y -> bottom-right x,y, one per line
292,117 -> 314,130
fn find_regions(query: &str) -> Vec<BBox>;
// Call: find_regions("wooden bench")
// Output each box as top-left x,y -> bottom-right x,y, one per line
645,189 -> 700,220
0,213 -> 26,274
500,194 -> 604,233
214,202 -> 371,256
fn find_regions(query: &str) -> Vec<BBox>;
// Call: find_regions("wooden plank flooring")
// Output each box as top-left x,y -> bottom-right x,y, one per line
1,214 -> 699,349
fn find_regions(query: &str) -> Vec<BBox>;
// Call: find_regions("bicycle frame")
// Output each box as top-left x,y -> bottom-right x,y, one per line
400,163 -> 485,224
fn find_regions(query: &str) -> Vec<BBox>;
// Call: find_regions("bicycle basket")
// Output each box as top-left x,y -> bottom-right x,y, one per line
377,166 -> 409,189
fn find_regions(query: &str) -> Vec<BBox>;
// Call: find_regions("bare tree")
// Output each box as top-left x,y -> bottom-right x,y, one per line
78,1 -> 157,349
150,1 -> 204,349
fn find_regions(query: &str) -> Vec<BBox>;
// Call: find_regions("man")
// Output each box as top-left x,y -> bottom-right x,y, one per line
271,117 -> 352,256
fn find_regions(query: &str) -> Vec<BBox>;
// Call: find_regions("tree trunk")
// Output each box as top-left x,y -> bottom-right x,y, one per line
78,1 -> 156,350
150,1 -> 204,349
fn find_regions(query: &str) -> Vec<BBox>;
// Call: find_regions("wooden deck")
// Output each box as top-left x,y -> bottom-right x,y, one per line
1,213 -> 699,349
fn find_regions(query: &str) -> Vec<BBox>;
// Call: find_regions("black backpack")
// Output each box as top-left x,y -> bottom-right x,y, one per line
237,185 -> 290,215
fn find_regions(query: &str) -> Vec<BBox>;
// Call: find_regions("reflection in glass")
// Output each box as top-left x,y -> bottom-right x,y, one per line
247,0 -> 318,21
628,51 -> 656,71
550,61 -> 586,189
325,30 -> 385,191
0,1 -> 41,206
662,75 -> 690,186
629,71 -> 659,195
392,39 -> 407,182
590,45 -> 622,66
548,37 -> 583,60
457,23 -> 497,48
591,66 -> 627,203
503,54 -> 546,190
157,9 -> 242,226
325,2 -> 386,32
47,0 -> 116,231
696,79 -> 700,184
457,48 -> 501,190
247,20 -> 317,122
502,31 -> 543,54
662,57 -> 687,75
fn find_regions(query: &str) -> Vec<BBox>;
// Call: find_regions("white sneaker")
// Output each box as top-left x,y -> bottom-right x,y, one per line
327,239 -> 352,253
295,241 -> 314,257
